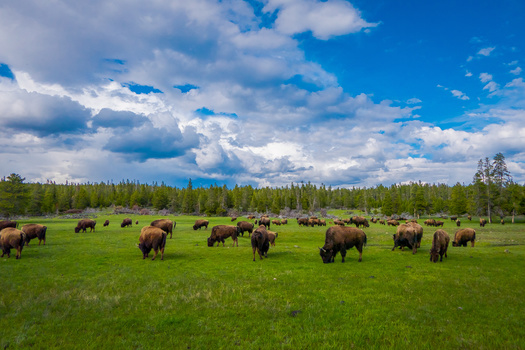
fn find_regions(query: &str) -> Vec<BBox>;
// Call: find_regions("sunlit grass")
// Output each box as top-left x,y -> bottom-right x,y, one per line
1,214 -> 524,349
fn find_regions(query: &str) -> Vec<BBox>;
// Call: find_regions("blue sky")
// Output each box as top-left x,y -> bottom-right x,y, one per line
0,0 -> 524,188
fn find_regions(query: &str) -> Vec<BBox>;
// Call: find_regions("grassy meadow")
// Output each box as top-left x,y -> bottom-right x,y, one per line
1,214 -> 524,349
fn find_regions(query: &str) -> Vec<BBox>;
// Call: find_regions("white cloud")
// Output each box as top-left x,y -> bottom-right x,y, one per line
477,46 -> 495,56
479,73 -> 493,83
483,81 -> 499,93
505,78 -> 525,88
451,90 -> 469,100
406,98 -> 422,104
510,67 -> 522,75
465,71 -> 473,77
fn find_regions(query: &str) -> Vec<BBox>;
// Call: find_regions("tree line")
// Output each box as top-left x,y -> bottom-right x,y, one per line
1,153 -> 523,222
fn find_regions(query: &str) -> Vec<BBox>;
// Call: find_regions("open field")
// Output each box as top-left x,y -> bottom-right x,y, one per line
1,214 -> 524,349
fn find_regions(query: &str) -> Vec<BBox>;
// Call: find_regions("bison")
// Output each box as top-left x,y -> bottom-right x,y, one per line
452,228 -> 476,247
103,220 -> 110,227
236,221 -> 254,237
456,219 -> 461,227
251,225 -> 270,261
150,219 -> 174,239
333,219 -> 345,226
319,226 -> 367,263
267,230 -> 278,247
351,216 -> 369,228
479,218 -> 487,227
379,219 -> 385,225
0,228 -> 26,259
207,225 -> 242,247
137,226 -> 167,260
424,219 -> 436,226
392,224 -> 419,254
0,220 -> 17,231
408,222 -> 424,248
75,219 -> 96,233
281,219 -> 288,225
231,217 -> 237,222
21,224 -> 47,246
271,219 -> 281,226
258,217 -> 271,229
387,219 -> 400,226
297,218 -> 308,226
434,220 -> 444,227
121,218 -> 133,228
193,219 -> 209,230
430,229 -> 450,263
450,216 -> 458,221
467,215 -> 472,221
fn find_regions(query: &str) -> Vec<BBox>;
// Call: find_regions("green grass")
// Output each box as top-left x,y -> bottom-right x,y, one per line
1,215 -> 524,349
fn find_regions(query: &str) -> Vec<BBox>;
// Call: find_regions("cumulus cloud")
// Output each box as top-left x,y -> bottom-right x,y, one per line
479,73 -> 493,83
510,66 -> 522,75
451,90 -> 469,100
92,108 -> 149,129
477,46 -> 495,56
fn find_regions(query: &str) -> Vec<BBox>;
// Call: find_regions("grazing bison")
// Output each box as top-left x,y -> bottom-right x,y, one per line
247,215 -> 256,220
392,224 -> 419,254
430,229 -> 450,263
351,216 -> 369,228
236,221 -> 254,237
281,219 -> 288,225
135,220 -> 139,225
319,226 -> 367,263
121,218 -> 133,228
452,228 -> 476,247
387,219 -> 400,227
0,228 -> 26,259
408,222 -> 424,248
137,226 -> 167,260
231,217 -> 237,222
434,220 -> 444,227
103,220 -> 110,227
297,218 -> 308,226
334,219 -> 345,226
456,219 -> 461,227
467,215 -> 472,221
479,218 -> 487,227
21,224 -> 47,246
424,219 -> 436,226
207,225 -> 242,247
272,219 -> 281,226
75,219 -> 96,233
379,220 -> 385,225
150,219 -> 174,239
0,220 -> 17,231
258,217 -> 271,229
267,230 -> 278,247
319,219 -> 326,226
251,225 -> 270,261
450,216 -> 458,221
193,219 -> 209,230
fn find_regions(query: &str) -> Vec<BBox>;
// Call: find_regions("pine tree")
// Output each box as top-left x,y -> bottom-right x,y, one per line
0,174 -> 30,218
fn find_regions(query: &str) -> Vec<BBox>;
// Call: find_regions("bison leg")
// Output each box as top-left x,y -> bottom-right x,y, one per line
340,249 -> 346,263
16,246 -> 22,259
357,246 -> 363,262
152,249 -> 158,260
160,247 -> 164,260
471,240 -> 475,247
252,246 -> 256,261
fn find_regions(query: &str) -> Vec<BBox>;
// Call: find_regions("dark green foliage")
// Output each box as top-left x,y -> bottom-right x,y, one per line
0,173 -> 30,218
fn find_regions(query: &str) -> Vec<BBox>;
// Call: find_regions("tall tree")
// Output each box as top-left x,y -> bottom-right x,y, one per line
0,173 -> 30,218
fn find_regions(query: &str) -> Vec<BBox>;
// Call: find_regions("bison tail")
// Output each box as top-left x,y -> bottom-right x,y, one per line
161,232 -> 167,248
363,233 -> 368,246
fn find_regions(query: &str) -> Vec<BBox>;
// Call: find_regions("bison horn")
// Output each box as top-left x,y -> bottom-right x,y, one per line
318,247 -> 326,252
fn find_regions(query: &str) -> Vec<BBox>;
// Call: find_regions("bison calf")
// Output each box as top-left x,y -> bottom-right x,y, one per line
137,226 -> 167,260
0,228 -> 26,259
193,219 -> 209,230
430,229 -> 450,263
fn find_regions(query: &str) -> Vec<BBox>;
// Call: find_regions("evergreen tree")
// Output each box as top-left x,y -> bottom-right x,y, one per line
0,174 -> 30,218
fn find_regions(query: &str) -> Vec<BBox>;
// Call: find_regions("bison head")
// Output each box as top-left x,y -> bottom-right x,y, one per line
429,248 -> 439,263
137,243 -> 152,258
452,241 -> 459,247
207,237 -> 215,247
193,225 -> 198,230
74,226 -> 81,233
319,247 -> 333,263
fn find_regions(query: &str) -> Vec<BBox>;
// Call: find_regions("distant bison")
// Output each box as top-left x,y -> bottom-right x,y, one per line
150,219 -> 174,239
392,224 -> 418,254
193,219 -> 209,230
135,220 -> 139,225
121,218 -> 133,228
351,216 -> 369,228
450,216 -> 458,221
456,219 -> 461,227
424,219 -> 436,226
434,220 -> 444,227
297,218 -> 308,226
319,226 -> 367,263
333,219 -> 345,226
271,219 -> 281,226
103,220 -> 110,227
267,230 -> 278,247
208,225 -> 242,247
0,228 -> 26,259
236,221 -> 254,237
137,226 -> 167,260
258,217 -> 271,229
75,219 -> 96,233
387,219 -> 400,227
430,229 -> 450,263
0,220 -> 17,231
281,219 -> 288,225
21,224 -> 47,246
452,228 -> 476,247
251,225 -> 270,261
479,218 -> 487,227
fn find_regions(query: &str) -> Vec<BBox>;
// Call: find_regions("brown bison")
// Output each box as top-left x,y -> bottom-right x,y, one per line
456,219 -> 461,227
272,219 -> 281,226
137,226 -> 167,260
334,219 -> 345,226
193,219 -> 209,230
452,228 -> 476,247
135,220 -> 139,225
236,221 -> 254,237
387,219 -> 400,226
297,218 -> 308,226
121,218 -> 133,228
0,220 -> 17,231
450,216 -> 458,221
392,224 -> 418,254
379,219 -> 385,225
21,224 -> 47,246
150,219 -> 174,239
430,229 -> 450,263
424,219 -> 436,226
408,222 -> 424,248
319,219 -> 326,226
103,220 -> 110,227
267,230 -> 278,247
231,217 -> 237,222
258,217 -> 271,229
351,216 -> 369,228
281,219 -> 288,225
479,218 -> 487,227
207,225 -> 242,247
0,228 -> 26,259
247,215 -> 255,220
319,226 -> 367,263
251,225 -> 270,261
467,215 -> 472,221
75,219 -> 96,233
434,220 -> 444,227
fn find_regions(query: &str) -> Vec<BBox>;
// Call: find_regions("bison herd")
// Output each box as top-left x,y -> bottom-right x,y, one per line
0,215 -> 489,263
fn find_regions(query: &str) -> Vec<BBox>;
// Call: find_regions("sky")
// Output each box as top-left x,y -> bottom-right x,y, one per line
0,0 -> 524,189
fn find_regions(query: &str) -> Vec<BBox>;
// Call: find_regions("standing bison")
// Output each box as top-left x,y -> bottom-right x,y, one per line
21,224 -> 47,246
137,226 -> 167,260
0,220 -> 17,231
452,228 -> 476,247
351,216 -> 369,228
251,225 -> 270,261
258,217 -> 271,229
193,219 -> 209,230
121,218 -> 133,228
479,218 -> 487,227
150,219 -> 174,239
0,228 -> 26,259
408,222 -> 424,248
430,229 -> 450,263
267,230 -> 278,247
319,226 -> 367,263
392,224 -> 419,254
236,221 -> 254,237
207,225 -> 242,247
75,219 -> 96,233
103,220 -> 110,227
